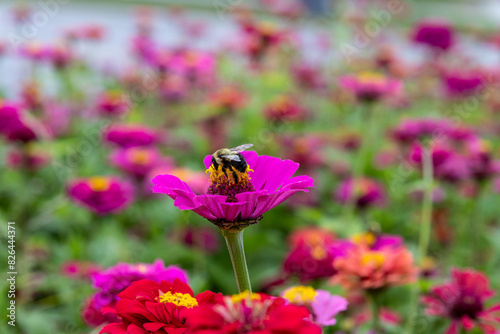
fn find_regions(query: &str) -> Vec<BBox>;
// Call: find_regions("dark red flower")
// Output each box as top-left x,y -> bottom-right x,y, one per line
422,268 -> 500,334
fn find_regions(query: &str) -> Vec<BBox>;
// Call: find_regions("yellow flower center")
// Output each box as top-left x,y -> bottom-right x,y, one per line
421,257 -> 436,271
351,232 -> 376,247
357,72 -> 386,85
231,290 -> 261,304
136,264 -> 147,273
158,291 -> 198,308
129,149 -> 151,165
311,245 -> 327,260
88,177 -> 111,192
283,286 -> 317,304
206,164 -> 253,186
361,251 -> 386,267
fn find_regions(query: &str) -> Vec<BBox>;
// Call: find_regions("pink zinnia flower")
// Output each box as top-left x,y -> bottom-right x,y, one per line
84,260 -> 189,327
95,90 -> 130,117
442,69 -> 484,98
0,102 -> 42,142
151,150 -> 313,231
335,178 -> 386,210
263,95 -> 308,123
282,286 -> 348,327
332,245 -> 418,291
339,72 -> 402,103
103,124 -> 159,148
391,118 -> 451,144
110,147 -> 168,179
422,268 -> 500,334
67,176 -> 134,215
412,19 -> 455,51
6,146 -> 50,170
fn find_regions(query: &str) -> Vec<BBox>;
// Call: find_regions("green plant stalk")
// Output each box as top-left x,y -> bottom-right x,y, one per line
369,292 -> 381,333
342,102 -> 377,222
405,145 -> 434,334
220,229 -> 252,293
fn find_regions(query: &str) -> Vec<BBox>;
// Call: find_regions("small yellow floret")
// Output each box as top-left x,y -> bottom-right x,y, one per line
361,251 -> 386,267
357,72 -> 386,84
88,177 -> 111,192
158,291 -> 198,308
283,286 -> 317,304
129,149 -> 150,165
231,290 -> 261,304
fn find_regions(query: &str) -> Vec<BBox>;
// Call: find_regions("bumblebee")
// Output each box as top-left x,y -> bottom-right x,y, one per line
211,143 -> 253,184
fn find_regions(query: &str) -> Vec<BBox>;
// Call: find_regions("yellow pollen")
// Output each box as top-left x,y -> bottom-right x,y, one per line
361,251 -> 386,267
136,264 -> 147,273
206,164 -> 253,185
231,290 -> 261,304
259,21 -> 276,36
283,286 -> 317,304
311,245 -> 327,260
421,257 -> 436,271
129,149 -> 151,165
158,291 -> 198,308
351,232 -> 376,247
88,177 -> 111,192
357,72 -> 386,84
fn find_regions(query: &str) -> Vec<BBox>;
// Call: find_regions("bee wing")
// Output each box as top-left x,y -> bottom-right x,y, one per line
219,154 -> 241,162
229,143 -> 253,153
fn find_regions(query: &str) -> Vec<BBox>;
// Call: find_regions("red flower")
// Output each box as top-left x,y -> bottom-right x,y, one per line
185,291 -> 321,334
100,279 -> 221,334
422,268 -> 500,334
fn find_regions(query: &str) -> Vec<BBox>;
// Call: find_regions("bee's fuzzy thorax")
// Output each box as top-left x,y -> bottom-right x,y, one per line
206,164 -> 255,202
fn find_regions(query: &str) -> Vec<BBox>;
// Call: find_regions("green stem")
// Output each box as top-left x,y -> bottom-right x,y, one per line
418,145 -> 434,265
220,229 -> 252,293
405,145 -> 434,334
369,292 -> 381,333
342,102 -> 377,222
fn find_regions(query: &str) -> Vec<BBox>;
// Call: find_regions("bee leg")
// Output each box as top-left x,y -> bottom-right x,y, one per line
231,167 -> 240,184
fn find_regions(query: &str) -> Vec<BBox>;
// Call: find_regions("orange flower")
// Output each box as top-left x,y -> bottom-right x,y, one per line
332,246 -> 417,291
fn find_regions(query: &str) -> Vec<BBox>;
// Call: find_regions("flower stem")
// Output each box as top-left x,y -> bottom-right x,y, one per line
368,292 -> 381,333
418,145 -> 434,268
405,145 -> 434,334
342,102 -> 377,222
220,229 -> 252,293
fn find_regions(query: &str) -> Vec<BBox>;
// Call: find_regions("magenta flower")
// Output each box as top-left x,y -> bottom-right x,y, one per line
442,70 -> 484,98
83,260 -> 188,327
391,118 -> 451,144
0,101 -> 41,142
422,268 -> 500,334
151,151 -> 313,231
95,90 -> 130,117
103,124 -> 158,148
67,176 -> 134,215
412,19 -> 455,51
339,72 -> 402,103
7,147 -> 49,171
110,147 -> 169,179
335,178 -> 386,210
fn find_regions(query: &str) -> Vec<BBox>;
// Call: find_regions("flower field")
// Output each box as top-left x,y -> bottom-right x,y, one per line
1,1 -> 500,334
